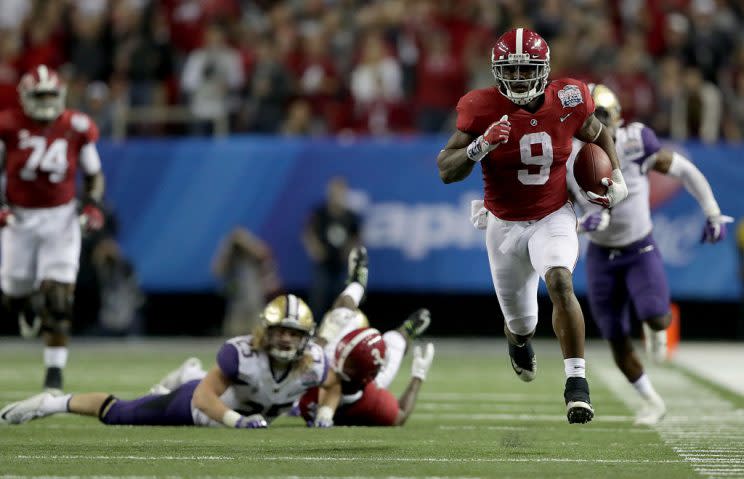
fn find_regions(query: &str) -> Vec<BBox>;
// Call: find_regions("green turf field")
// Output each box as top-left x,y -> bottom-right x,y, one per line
1,338 -> 742,479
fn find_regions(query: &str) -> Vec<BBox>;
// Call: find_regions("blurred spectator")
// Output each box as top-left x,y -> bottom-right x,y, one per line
302,177 -> 362,318
181,23 -> 244,133
2,0 -> 742,142
241,35 -> 292,133
350,31 -> 404,134
212,228 -> 281,337
670,65 -> 723,144
414,29 -> 464,133
92,238 -> 145,336
281,99 -> 321,136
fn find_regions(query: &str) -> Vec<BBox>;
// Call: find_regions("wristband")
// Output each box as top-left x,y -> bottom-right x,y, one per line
222,409 -> 242,428
466,136 -> 490,163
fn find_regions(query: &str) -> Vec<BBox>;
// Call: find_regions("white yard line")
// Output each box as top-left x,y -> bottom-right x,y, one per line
414,412 -> 633,422
596,361 -> 744,479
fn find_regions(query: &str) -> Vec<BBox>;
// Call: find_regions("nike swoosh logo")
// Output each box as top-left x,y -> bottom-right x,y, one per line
639,245 -> 655,254
560,113 -> 573,122
1,405 -> 16,421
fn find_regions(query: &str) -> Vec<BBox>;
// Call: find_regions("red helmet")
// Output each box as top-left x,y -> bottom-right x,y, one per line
491,28 -> 551,105
334,328 -> 386,387
18,65 -> 66,121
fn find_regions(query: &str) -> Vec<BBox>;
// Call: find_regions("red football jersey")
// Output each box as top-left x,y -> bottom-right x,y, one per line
0,108 -> 99,208
456,79 -> 595,221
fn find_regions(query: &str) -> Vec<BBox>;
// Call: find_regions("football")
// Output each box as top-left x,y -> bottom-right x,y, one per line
573,143 -> 613,196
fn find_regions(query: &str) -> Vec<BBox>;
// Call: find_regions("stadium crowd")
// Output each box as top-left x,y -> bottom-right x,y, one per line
1,0 -> 744,140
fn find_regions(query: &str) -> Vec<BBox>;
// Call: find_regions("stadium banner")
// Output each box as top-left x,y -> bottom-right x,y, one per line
98,137 -> 743,300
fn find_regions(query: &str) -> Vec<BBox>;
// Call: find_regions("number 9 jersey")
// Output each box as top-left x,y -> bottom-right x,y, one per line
456,79 -> 594,221
0,108 -> 100,208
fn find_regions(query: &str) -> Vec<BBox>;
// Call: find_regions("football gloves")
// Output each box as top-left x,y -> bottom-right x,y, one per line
411,343 -> 435,381
79,202 -> 104,233
466,115 -> 511,162
235,413 -> 268,429
0,207 -> 15,228
312,406 -> 334,428
586,168 -> 628,208
578,209 -> 610,233
701,214 -> 733,243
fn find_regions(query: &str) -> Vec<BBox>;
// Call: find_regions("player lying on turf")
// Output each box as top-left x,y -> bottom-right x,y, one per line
299,246 -> 435,426
148,247 -> 435,427
0,294 -> 341,428
568,84 -> 731,425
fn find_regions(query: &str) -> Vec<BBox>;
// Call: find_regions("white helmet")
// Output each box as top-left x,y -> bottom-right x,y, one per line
18,65 -> 66,122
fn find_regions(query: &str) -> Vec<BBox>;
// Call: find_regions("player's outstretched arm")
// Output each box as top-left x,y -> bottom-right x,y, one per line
394,343 -> 434,426
193,367 -> 267,428
652,149 -> 732,243
437,130 -> 479,184
313,369 -> 341,428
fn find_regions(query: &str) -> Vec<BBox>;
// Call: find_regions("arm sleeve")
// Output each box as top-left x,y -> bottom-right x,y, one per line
666,152 -> 721,217
80,143 -> 102,175
216,343 -> 240,381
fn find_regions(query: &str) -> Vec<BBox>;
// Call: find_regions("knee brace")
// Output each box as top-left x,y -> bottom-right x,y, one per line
40,285 -> 74,335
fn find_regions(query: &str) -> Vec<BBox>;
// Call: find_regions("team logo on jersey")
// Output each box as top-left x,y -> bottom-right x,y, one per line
557,85 -> 583,108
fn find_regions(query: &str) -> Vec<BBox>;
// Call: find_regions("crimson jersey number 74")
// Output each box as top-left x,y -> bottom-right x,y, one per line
18,135 -> 69,183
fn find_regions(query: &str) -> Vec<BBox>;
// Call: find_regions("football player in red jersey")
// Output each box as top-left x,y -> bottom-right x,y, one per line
299,247 -> 435,426
437,28 -> 629,423
0,65 -> 105,392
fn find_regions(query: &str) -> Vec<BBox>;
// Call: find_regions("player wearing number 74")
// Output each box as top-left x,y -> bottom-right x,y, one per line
437,28 -> 629,424
0,65 -> 106,393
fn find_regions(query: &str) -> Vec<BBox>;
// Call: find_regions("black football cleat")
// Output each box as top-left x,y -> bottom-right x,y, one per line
400,308 -> 431,341
564,376 -> 594,424
346,246 -> 369,289
508,341 -> 537,382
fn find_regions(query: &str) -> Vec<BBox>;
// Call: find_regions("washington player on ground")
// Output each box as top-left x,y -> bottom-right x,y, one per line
125,247 -> 434,427
0,294 -> 342,429
568,84 -> 731,425
299,246 -> 435,426
0,65 -> 105,392
437,28 -> 628,423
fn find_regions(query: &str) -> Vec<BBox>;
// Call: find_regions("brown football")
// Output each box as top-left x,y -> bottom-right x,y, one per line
573,143 -> 613,196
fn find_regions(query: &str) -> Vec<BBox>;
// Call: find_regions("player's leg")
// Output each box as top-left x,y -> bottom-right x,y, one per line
316,246 -> 369,346
0,390 -> 106,424
36,203 -> 82,392
485,213 -> 539,382
529,204 -> 592,423
374,308 -> 431,389
149,357 -> 206,394
626,236 -> 672,363
1,222 -> 41,338
37,280 -> 74,392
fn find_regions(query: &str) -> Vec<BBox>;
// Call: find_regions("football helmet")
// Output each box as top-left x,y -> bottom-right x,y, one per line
18,65 -> 67,122
491,28 -> 550,105
260,294 -> 315,362
589,84 -> 623,136
334,328 -> 386,387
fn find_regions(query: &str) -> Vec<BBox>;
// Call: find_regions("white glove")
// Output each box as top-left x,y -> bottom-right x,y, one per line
313,406 -> 334,428
586,168 -> 628,208
411,343 -> 435,381
470,200 -> 488,230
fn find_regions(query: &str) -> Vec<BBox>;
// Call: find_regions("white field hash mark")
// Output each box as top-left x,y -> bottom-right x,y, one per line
596,361 -> 744,478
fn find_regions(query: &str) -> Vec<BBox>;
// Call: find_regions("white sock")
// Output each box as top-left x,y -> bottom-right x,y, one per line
632,374 -> 662,402
44,347 -> 68,368
375,331 -> 407,389
40,393 -> 72,414
564,358 -> 586,378
341,282 -> 365,307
